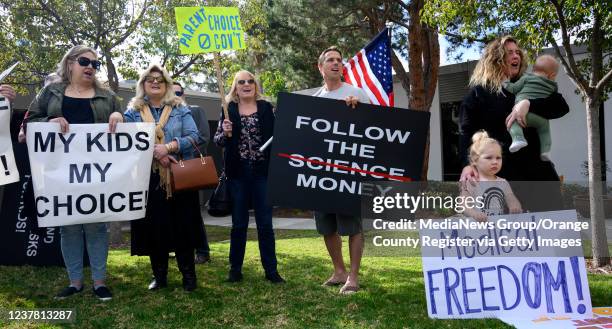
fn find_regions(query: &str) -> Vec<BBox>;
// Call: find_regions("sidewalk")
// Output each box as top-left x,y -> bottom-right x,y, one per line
203,212 -> 316,230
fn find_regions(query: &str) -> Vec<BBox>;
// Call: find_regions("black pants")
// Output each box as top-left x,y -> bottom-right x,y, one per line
149,247 -> 195,280
228,162 -> 278,275
195,223 -> 210,257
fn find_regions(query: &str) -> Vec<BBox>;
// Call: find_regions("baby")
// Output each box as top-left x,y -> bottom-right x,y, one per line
505,54 -> 561,161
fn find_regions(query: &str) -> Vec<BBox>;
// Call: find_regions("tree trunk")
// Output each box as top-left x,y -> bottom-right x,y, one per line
586,97 -> 611,266
109,222 -> 124,247
407,0 -> 440,181
421,135 -> 430,182
407,0 -> 426,111
103,49 -> 120,93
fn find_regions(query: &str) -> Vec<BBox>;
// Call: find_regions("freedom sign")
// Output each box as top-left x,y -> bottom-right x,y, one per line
0,96 -> 19,185
26,123 -> 155,227
267,92 -> 430,215
420,210 -> 592,320
175,7 -> 244,54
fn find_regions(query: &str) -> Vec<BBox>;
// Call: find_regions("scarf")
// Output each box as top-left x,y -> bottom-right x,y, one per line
140,104 -> 173,198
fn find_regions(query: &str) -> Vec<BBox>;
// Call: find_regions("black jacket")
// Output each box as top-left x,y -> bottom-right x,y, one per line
459,85 -> 569,174
220,100 -> 274,178
458,85 -> 569,211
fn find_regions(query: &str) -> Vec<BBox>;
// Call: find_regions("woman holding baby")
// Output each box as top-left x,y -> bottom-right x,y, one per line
458,35 -> 569,212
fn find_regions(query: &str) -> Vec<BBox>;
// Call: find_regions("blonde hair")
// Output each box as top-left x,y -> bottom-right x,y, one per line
533,54 -> 559,75
55,45 -> 103,89
44,73 -> 60,87
469,36 -> 527,94
469,130 -> 502,165
225,70 -> 263,104
127,64 -> 183,110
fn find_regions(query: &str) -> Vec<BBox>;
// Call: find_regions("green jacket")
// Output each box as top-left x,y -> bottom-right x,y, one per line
26,82 -> 122,123
504,73 -> 558,104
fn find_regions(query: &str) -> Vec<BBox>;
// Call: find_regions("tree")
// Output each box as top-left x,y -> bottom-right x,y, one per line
424,0 -> 612,266
1,0 -> 150,92
0,4 -> 69,91
117,0 -> 215,86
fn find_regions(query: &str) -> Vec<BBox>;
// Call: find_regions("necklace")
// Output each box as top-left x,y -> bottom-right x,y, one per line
69,84 -> 92,95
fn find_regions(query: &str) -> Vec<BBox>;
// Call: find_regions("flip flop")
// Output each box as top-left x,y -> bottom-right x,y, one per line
339,284 -> 359,295
322,278 -> 346,286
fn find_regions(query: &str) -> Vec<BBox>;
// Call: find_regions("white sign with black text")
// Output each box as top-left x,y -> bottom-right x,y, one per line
26,122 -> 155,227
0,96 -> 19,185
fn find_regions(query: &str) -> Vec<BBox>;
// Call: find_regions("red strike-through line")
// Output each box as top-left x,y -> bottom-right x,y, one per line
277,153 -> 412,182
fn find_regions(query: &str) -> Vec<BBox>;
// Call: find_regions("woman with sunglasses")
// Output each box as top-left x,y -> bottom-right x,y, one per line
26,45 -> 123,301
214,70 -> 284,284
125,64 -> 205,292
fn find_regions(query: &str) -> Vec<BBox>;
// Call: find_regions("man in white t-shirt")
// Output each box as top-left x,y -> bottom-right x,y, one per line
313,48 -> 370,105
313,46 -> 369,295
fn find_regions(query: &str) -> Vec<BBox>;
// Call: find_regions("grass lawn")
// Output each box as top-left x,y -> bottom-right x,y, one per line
0,226 -> 610,328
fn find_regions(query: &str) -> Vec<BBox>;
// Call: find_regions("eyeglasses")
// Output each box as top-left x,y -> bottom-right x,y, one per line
175,90 -> 184,96
237,79 -> 255,85
77,57 -> 101,70
145,75 -> 166,84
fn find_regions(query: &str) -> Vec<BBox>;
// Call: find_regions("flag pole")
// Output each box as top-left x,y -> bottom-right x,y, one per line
385,21 -> 393,36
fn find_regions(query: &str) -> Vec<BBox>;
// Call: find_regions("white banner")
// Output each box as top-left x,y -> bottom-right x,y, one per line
26,122 -> 155,227
0,96 -> 19,185
420,210 -> 592,320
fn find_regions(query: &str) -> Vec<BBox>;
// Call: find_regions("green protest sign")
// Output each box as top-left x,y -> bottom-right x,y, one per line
174,7 -> 244,54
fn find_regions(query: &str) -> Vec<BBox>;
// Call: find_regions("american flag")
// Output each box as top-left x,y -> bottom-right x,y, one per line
343,28 -> 394,107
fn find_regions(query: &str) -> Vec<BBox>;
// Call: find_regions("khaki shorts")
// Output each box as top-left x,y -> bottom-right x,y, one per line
314,212 -> 362,236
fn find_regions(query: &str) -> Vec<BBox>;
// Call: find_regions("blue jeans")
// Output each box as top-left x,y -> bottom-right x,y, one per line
229,163 -> 278,275
60,223 -> 109,282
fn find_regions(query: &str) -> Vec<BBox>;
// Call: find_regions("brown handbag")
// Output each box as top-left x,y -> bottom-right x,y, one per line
170,138 -> 219,192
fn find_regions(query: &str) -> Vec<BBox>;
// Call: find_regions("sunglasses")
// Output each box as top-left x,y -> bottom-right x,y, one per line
77,57 -> 101,70
175,90 -> 184,96
237,79 -> 255,85
145,75 -> 166,84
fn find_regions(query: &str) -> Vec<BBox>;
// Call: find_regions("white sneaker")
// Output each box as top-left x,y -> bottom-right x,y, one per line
540,152 -> 551,161
509,140 -> 528,153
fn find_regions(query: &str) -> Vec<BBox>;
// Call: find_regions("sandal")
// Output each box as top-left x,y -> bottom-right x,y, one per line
322,278 -> 346,286
339,284 -> 359,295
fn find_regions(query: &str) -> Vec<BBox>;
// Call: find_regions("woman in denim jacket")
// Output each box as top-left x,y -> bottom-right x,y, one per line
125,64 -> 205,292
26,45 -> 122,301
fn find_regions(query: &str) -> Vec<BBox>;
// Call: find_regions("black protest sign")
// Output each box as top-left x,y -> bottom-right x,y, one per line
267,92 -> 430,215
0,143 -> 63,266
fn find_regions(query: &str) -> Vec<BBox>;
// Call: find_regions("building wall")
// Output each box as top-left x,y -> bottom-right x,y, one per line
391,82 -> 443,181
552,63 -> 612,183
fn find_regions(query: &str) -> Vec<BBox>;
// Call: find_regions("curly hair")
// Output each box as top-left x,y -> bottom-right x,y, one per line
469,36 -> 527,94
